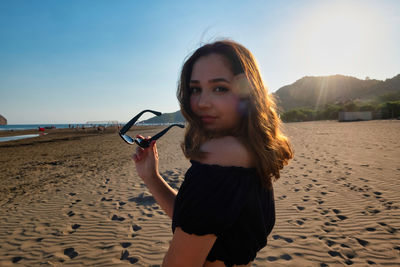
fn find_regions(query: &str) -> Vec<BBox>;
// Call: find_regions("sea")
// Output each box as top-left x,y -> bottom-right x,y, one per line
0,121 -> 183,131
0,124 -> 113,142
0,124 -> 111,131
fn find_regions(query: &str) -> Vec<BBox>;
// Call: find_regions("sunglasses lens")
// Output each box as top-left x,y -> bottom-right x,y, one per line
135,138 -> 149,148
121,134 -> 134,144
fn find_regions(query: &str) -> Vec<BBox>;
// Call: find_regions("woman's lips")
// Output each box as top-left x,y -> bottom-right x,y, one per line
200,116 -> 217,123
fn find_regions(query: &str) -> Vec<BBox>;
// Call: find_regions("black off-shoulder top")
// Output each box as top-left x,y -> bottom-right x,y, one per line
172,160 -> 275,267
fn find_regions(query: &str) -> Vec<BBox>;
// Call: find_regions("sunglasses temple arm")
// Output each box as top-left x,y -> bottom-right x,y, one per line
149,124 -> 185,142
120,109 -> 161,134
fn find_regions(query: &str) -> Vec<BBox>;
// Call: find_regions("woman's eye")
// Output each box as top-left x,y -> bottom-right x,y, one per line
214,86 -> 228,92
189,87 -> 201,94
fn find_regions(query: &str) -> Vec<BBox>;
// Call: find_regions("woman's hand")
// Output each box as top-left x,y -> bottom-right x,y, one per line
132,135 -> 159,181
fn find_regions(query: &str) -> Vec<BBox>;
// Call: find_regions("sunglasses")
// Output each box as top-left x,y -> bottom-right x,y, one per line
119,109 -> 185,148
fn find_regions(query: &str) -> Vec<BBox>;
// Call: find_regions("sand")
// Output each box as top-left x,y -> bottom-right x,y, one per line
0,120 -> 399,266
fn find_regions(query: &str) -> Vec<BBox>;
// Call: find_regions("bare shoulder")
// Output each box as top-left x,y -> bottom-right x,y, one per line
198,136 -> 254,168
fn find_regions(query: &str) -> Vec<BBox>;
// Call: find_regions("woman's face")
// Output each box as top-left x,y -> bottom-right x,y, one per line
189,53 -> 241,133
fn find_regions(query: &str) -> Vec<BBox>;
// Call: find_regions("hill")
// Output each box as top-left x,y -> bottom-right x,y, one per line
274,74 -> 400,112
139,110 -> 184,124
0,115 -> 7,125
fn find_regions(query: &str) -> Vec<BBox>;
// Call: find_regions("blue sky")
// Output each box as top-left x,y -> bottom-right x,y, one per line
0,0 -> 399,124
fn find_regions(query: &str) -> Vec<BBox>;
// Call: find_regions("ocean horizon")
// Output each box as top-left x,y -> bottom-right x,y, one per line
0,123 -> 118,131
0,122 -> 177,131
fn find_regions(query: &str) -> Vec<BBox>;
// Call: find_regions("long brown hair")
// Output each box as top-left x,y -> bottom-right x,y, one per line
177,40 -> 293,188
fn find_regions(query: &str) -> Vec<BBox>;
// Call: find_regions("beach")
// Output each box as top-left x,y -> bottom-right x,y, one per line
0,120 -> 399,266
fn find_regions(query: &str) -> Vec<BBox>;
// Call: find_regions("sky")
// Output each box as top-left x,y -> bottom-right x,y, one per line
0,0 -> 399,124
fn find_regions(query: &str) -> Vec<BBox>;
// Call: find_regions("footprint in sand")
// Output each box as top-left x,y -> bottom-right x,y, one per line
267,256 -> 278,261
328,250 -> 342,258
272,234 -> 293,243
121,242 -> 132,248
12,257 -> 23,263
67,224 -> 81,234
132,224 -> 142,232
128,193 -> 156,206
67,211 -> 75,217
365,206 -> 380,215
325,239 -> 336,247
380,223 -> 397,234
355,238 -> 369,247
111,215 -> 125,221
280,254 -> 292,260
324,222 -> 337,227
344,259 -> 354,265
320,209 -> 329,215
302,196 -> 310,202
120,250 -> 139,264
64,247 -> 78,259
344,251 -> 357,260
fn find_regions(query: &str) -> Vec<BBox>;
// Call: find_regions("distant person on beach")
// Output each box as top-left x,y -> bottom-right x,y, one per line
133,40 -> 293,266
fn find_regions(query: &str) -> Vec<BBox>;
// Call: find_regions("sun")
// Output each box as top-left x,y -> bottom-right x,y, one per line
292,1 -> 386,76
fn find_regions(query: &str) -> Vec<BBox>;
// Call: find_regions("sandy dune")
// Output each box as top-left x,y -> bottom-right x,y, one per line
0,120 -> 399,266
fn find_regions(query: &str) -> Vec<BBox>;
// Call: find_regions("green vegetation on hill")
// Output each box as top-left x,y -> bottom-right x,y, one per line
139,110 -> 185,124
275,74 -> 400,122
274,74 -> 400,110
280,98 -> 400,122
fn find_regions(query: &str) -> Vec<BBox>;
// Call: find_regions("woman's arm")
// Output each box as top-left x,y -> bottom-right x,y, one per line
163,227 -> 216,267
134,138 -> 216,266
133,137 -> 177,219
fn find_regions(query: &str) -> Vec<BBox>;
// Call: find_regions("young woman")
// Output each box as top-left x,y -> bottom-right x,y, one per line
133,40 -> 293,267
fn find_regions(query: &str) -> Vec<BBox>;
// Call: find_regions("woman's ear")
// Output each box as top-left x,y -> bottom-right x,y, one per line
237,98 -> 250,117
233,73 -> 252,98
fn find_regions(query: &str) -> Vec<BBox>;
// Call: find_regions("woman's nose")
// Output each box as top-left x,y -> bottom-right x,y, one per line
197,92 -> 212,108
